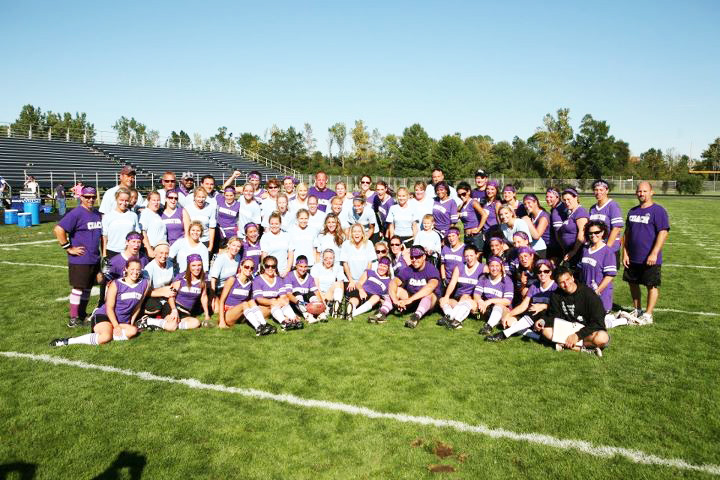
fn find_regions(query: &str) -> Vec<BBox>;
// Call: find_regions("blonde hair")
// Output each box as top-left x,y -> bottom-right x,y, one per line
349,223 -> 368,247
189,220 -> 204,233
115,187 -> 131,199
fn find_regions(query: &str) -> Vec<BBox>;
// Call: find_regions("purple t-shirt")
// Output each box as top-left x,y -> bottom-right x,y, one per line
471,188 -> 487,204
241,240 -> 262,274
58,206 -> 102,265
432,198 -> 458,236
252,274 -> 285,299
161,207 -> 185,245
371,194 -> 395,227
589,200 -> 624,252
308,186 -> 336,212
580,244 -> 617,311
531,210 -> 552,247
453,263 -> 483,297
459,200 -> 481,230
555,206 -> 589,251
175,277 -> 203,310
483,200 -> 500,230
474,275 -> 514,301
284,271 -> 317,297
216,198 -> 241,239
392,254 -> 408,276
107,252 -> 150,280
548,203 -> 568,248
625,203 -> 670,265
441,243 -> 465,283
224,275 -> 253,307
526,281 -> 557,305
95,277 -> 148,323
397,263 -> 442,296
362,269 -> 392,296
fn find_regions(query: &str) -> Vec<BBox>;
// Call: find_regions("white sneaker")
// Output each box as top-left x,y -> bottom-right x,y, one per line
555,343 -> 564,352
639,312 -> 654,325
580,346 -> 603,357
617,310 -> 642,326
304,312 -> 319,324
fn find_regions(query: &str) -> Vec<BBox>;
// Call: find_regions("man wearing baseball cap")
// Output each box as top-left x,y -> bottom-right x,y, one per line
471,169 -> 489,203
375,245 -> 441,328
99,165 -> 144,215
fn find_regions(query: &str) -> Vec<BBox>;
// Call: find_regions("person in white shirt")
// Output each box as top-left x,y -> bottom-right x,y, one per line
260,178 -> 282,226
169,220 -> 210,273
499,206 -> 540,250
386,187 -> 419,245
314,213 -> 345,264
414,214 -> 442,260
139,191 -> 167,258
288,209 -> 318,266
260,212 -> 293,277
288,182 -> 310,217
342,196 -> 376,238
99,165 -> 145,214
341,223 -> 377,290
142,242 -> 177,327
209,236 -> 243,311
184,188 -> 217,250
307,195 -> 327,233
408,180 -> 434,220
238,183 -> 262,236
425,168 -> 461,207
334,181 -> 354,215
310,249 -> 347,319
102,187 -> 140,256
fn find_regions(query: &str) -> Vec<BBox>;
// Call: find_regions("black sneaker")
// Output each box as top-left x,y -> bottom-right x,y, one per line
484,332 -> 506,342
449,319 -> 463,330
280,322 -> 291,331
343,302 -> 354,321
67,317 -> 83,328
136,315 -> 149,331
373,312 -> 387,324
255,326 -> 264,336
404,314 -> 420,329
294,320 -> 304,330
437,314 -> 451,327
50,337 -> 69,347
262,324 -> 277,335
479,323 -> 493,335
326,301 -> 335,319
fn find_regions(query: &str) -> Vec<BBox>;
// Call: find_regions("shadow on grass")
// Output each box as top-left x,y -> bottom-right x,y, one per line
0,462 -> 36,480
92,451 -> 146,480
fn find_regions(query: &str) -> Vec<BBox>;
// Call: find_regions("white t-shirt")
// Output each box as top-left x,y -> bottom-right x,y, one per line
260,197 -> 278,225
288,225 -> 319,266
238,200 -> 262,235
169,237 -> 209,273
184,200 -> 217,243
342,206 -> 376,233
425,183 -> 461,207
143,259 -> 176,289
501,218 -> 541,249
415,229 -> 442,255
314,233 -> 343,264
308,210 -> 327,233
260,230 -> 292,273
99,185 -> 145,215
209,252 -> 242,288
310,263 -> 347,292
340,240 -> 377,281
139,209 -> 167,247
409,197 -> 434,220
386,203 -> 419,237
288,198 -> 309,218
102,209 -> 140,253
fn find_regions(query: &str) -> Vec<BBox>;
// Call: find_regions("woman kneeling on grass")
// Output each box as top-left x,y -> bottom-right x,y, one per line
218,258 -> 276,335
475,256 -> 514,336
51,257 -> 150,347
350,256 -> 393,321
252,255 -> 303,331
160,254 -> 208,331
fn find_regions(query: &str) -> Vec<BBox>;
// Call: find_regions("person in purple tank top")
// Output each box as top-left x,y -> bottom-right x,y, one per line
431,181 -> 458,237
589,179 -> 624,254
619,182 -> 670,325
482,181 -> 502,258
521,194 -> 550,259
161,190 -> 190,246
439,245 -> 484,329
349,256 -> 393,321
51,257 -> 150,347
546,187 -> 568,264
162,254 -> 207,330
502,184 -> 528,218
284,256 -> 322,323
476,257 -> 514,336
217,258 -> 275,335
440,227 -> 465,285
105,232 -> 149,282
370,180 -> 395,241
216,186 -> 242,249
388,235 -> 411,276
557,188 -> 589,266
241,223 -> 262,274
252,256 -> 303,331
456,182 -> 488,252
54,186 -> 103,328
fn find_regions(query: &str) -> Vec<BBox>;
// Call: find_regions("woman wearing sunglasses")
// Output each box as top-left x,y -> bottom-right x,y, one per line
456,181 -> 488,251
161,189 -> 191,246
218,258 -> 275,335
252,256 -> 303,330
357,175 -> 374,201
485,259 -> 557,342
388,235 -> 411,276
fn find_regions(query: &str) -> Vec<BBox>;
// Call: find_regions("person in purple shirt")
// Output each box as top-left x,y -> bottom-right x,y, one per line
252,256 -> 303,331
471,169 -> 488,204
502,184 -> 528,218
217,258 -> 275,335
546,187 -> 568,263
161,190 -> 190,246
432,181 -> 458,237
163,254 -> 208,330
619,182 -> 670,325
241,223 -> 262,274
54,186 -> 103,328
284,256 -> 321,323
456,181 -> 488,251
375,245 -> 442,328
349,256 -> 393,321
556,188 -> 589,266
105,232 -> 149,282
580,221 -> 617,314
369,180 -> 395,241
439,245 -> 484,329
440,227 -> 465,285
216,186 -> 242,248
51,257 -> 150,347
521,194 -> 551,258
476,256 -> 514,336
308,171 -> 336,213
388,235 -> 410,276
589,179 -> 624,255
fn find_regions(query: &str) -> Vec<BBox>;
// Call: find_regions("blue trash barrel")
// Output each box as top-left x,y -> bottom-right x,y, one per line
23,199 -> 41,225
11,199 -> 23,212
17,212 -> 33,227
4,209 -> 18,224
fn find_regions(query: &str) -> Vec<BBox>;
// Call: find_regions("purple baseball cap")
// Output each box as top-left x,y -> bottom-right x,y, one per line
409,246 -> 425,258
81,186 -> 97,196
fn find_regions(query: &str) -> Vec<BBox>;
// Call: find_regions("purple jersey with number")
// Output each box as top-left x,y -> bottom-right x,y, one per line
161,207 -> 185,245
432,198 -> 458,236
580,244 -> 617,311
58,206 -> 102,265
284,271 -> 317,297
175,276 -> 203,310
224,275 -> 253,307
474,275 -> 514,301
471,188 -> 486,204
526,281 -> 557,305
625,203 -> 670,265
95,277 -> 148,324
548,203 -> 568,248
308,186 -> 336,212
531,210 -> 552,247
459,200 -> 481,230
216,198 -> 241,238
241,240 -> 262,273
392,254 -> 408,275
555,206 -> 589,251
371,194 -> 395,227
252,274 -> 285,299
362,269 -> 391,296
397,263 -> 442,296
107,253 -> 149,280
441,244 -> 465,282
589,200 -> 624,252
454,263 -> 483,297
483,200 -> 500,230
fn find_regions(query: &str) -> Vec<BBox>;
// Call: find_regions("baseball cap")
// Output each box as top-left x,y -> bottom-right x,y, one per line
120,165 -> 136,175
475,169 -> 488,178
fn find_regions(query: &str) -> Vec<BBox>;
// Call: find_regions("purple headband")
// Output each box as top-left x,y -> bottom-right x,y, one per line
487,180 -> 500,189
562,188 -> 578,197
295,257 -> 308,266
502,185 -> 516,193
244,222 -> 258,232
487,256 -> 503,265
448,226 -> 461,235
535,259 -> 554,271
517,246 -> 535,256
435,181 -> 449,192
592,180 -> 609,190
125,232 -> 142,241
224,186 -> 236,193
546,188 -> 560,197
81,186 -> 97,196
512,231 -> 530,241
409,246 -> 425,258
377,256 -> 392,266
248,173 -> 260,180
522,194 -> 538,203
186,254 -> 203,265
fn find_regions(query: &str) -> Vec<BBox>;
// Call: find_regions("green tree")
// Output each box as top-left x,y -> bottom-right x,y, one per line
168,130 -> 191,148
113,116 -> 150,146
208,126 -> 234,151
351,119 -> 372,165
11,105 -> 94,142
397,124 -> 434,176
531,108 -> 574,178
572,114 -> 629,179
636,148 -> 665,179
697,138 -> 720,178
303,123 -> 316,154
432,134 -> 472,181
236,132 -> 262,154
266,126 -> 306,170
328,123 -> 347,169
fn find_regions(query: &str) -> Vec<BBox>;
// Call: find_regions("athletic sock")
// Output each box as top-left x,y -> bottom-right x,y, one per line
113,331 -> 129,341
69,289 -> 82,318
415,296 -> 432,319
503,315 -> 534,338
78,288 -> 92,318
487,305 -> 503,327
68,333 -> 98,345
281,304 -> 297,320
604,313 -> 627,328
452,300 -> 472,322
177,321 -> 189,330
379,296 -> 393,315
333,288 -> 344,302
147,318 -> 166,329
243,307 -> 261,328
441,303 -> 453,316
271,307 -> 285,323
353,300 -> 375,317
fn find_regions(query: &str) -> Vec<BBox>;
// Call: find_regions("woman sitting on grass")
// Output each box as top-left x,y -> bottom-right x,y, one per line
51,257 -> 150,347
350,256 -> 393,321
218,258 -> 275,335
438,245 -> 484,330
160,254 -> 208,331
253,255 -> 303,331
476,256 -> 515,336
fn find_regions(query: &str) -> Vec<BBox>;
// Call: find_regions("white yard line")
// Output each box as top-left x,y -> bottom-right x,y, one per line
0,239 -> 57,247
0,261 -> 67,269
663,264 -> 720,269
1,351 -> 718,476
54,286 -> 100,302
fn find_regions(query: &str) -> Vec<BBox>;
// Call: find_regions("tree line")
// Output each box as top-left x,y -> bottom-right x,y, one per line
7,104 -> 720,185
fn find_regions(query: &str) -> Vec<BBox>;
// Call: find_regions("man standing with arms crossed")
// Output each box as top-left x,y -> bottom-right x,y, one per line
619,181 -> 670,325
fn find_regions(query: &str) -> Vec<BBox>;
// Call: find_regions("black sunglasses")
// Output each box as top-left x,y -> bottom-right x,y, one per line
263,264 -> 277,269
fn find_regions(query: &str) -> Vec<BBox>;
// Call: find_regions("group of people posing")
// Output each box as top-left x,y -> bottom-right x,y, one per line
50,165 -> 670,357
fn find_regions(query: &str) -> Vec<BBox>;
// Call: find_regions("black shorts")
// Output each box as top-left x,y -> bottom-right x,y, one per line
90,313 -> 130,329
623,263 -> 662,287
161,302 -> 204,318
68,263 -> 101,290
144,297 -> 167,314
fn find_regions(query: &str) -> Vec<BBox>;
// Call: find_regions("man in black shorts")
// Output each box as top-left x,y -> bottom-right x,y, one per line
619,182 -> 670,325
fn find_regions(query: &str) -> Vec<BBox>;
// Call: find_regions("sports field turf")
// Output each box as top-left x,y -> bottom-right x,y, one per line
1,195 -> 719,479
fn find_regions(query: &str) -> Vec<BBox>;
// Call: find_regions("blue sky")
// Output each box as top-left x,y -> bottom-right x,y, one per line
1,0 -> 718,158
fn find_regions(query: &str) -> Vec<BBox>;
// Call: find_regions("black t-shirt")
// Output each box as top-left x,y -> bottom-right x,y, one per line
543,283 -> 606,338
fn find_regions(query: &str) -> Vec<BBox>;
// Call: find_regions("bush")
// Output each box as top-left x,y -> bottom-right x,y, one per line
676,174 -> 703,195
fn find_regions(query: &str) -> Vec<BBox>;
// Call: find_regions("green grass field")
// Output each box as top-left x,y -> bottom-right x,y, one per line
1,196 -> 719,479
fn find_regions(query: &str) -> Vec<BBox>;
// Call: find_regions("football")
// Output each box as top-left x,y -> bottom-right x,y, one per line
306,301 -> 326,315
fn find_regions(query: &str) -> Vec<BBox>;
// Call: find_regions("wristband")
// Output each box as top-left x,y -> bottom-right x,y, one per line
61,242 -> 71,250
